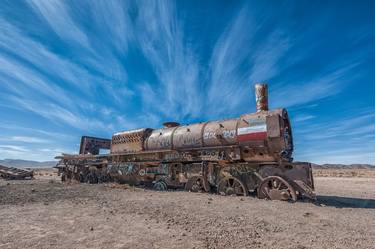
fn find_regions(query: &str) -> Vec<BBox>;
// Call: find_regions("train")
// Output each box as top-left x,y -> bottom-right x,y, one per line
55,83 -> 315,202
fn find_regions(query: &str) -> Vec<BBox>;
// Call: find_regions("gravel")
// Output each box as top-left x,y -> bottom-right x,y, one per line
0,177 -> 374,249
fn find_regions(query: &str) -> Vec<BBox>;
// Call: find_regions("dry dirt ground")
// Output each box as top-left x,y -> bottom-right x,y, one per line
313,168 -> 375,178
0,175 -> 374,249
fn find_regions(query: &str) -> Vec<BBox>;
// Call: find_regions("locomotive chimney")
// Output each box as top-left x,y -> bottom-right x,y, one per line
255,83 -> 269,112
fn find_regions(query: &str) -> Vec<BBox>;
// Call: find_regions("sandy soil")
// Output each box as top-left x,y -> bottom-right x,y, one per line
31,168 -> 60,180
0,177 -> 374,249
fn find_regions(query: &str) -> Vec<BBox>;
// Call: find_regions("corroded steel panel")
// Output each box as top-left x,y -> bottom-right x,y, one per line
145,127 -> 178,150
111,128 -> 152,153
266,114 -> 281,138
79,136 -> 111,155
203,119 -> 238,147
173,123 -> 206,149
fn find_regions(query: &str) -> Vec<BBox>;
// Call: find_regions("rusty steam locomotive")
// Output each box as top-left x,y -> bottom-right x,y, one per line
56,84 -> 315,202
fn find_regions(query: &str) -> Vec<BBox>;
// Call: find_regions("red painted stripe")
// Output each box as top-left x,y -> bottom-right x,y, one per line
237,132 -> 267,141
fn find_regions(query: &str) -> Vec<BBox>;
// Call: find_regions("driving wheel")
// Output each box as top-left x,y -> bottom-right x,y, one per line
217,176 -> 247,196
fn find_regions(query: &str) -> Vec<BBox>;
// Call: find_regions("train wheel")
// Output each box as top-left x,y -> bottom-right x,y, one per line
185,176 -> 205,192
85,172 -> 98,184
257,176 -> 297,202
153,180 -> 168,191
217,177 -> 248,196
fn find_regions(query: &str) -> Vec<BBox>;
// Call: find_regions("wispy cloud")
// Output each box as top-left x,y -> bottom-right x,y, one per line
0,122 -> 75,140
301,149 -> 375,165
17,2 -> 130,99
0,136 -> 51,144
207,6 -> 255,116
28,0 -> 90,48
206,5 -> 293,117
293,114 -> 315,123
135,1 -> 202,120
271,62 -> 361,108
0,144 -> 73,161
0,54 -> 73,105
9,97 -> 109,131
296,111 -> 375,141
0,15 -> 125,97
0,145 -> 29,152
87,0 -> 133,53
249,30 -> 292,83
0,13 -> 134,135
293,109 -> 375,164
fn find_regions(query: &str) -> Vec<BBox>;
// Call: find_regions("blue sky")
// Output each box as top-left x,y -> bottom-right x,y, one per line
0,0 -> 374,164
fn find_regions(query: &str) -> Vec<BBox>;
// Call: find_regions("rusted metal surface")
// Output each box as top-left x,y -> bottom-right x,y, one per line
79,136 -> 111,155
255,83 -> 269,112
142,108 -> 291,162
112,128 -> 152,153
173,123 -> 206,149
203,118 -> 237,147
0,164 -> 33,180
56,83 -> 316,202
163,121 -> 180,128
145,127 -> 177,150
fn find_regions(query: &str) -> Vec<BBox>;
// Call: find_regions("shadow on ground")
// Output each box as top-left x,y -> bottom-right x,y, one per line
317,195 -> 375,209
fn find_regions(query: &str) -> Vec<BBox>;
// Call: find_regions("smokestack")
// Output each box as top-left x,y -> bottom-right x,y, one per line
255,83 -> 269,112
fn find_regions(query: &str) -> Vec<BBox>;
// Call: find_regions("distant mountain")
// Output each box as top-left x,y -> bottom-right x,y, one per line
0,159 -> 57,168
311,163 -> 375,169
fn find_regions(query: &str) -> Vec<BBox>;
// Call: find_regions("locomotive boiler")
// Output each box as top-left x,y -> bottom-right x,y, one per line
56,83 -> 315,202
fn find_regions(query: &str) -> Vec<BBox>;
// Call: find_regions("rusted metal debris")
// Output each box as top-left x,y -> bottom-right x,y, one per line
0,164 -> 33,180
55,83 -> 316,202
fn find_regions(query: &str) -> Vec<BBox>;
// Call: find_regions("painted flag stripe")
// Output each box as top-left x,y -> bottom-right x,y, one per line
237,124 -> 267,135
237,132 -> 267,141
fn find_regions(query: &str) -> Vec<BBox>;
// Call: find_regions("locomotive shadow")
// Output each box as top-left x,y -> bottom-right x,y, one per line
316,195 -> 375,209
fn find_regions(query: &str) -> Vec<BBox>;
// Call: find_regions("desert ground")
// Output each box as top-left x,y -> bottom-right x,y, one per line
0,169 -> 374,249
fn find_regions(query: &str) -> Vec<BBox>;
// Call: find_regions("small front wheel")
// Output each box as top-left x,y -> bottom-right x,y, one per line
257,176 -> 297,202
153,180 -> 168,191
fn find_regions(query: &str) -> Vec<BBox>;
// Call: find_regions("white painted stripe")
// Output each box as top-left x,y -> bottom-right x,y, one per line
237,124 -> 267,135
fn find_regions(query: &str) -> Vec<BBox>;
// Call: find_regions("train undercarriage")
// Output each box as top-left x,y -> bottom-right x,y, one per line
55,148 -> 315,202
